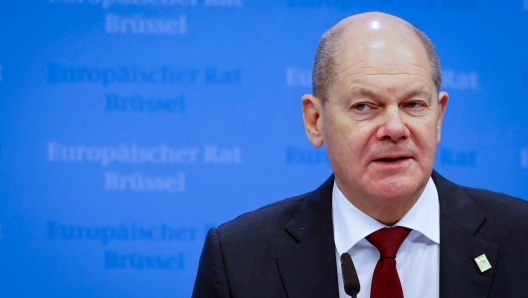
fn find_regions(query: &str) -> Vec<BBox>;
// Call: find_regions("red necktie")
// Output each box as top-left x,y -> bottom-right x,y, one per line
366,227 -> 411,298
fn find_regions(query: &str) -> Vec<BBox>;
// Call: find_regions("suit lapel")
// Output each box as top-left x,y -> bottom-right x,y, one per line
433,172 -> 498,298
276,176 -> 339,298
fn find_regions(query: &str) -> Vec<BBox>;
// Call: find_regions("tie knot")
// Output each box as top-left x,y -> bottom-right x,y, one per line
366,227 -> 411,258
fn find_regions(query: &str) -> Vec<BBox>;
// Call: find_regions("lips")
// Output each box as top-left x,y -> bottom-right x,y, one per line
373,156 -> 410,162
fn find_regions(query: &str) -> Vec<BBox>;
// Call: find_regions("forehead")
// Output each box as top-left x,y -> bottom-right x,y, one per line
332,26 -> 433,92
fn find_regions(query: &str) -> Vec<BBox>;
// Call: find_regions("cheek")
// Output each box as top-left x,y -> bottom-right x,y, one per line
410,122 -> 439,155
322,109 -> 377,161
323,120 -> 357,158
336,123 -> 373,165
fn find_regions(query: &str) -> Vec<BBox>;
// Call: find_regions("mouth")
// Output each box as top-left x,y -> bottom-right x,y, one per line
373,156 -> 411,163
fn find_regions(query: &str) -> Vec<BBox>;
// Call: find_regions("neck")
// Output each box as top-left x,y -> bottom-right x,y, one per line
337,182 -> 427,226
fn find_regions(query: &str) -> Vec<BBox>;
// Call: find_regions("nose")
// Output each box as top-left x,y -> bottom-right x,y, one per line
376,107 -> 410,141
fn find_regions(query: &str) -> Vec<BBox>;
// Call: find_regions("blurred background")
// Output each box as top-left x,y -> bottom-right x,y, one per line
0,0 -> 527,297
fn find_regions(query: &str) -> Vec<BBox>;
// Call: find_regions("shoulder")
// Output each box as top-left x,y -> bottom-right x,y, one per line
433,170 -> 528,229
433,170 -> 528,215
216,175 -> 334,237
216,194 -> 306,240
462,186 -> 528,225
213,175 -> 334,250
463,186 -> 528,212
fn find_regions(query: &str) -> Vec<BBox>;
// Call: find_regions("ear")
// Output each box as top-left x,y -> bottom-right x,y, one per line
301,94 -> 324,148
436,91 -> 449,144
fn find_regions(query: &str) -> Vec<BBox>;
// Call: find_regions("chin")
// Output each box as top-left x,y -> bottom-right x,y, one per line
366,174 -> 426,201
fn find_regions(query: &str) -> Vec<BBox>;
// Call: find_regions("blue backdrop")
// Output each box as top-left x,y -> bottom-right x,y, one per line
1,0 -> 527,297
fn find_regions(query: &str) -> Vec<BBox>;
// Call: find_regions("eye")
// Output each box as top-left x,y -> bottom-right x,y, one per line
405,101 -> 426,110
352,103 -> 372,112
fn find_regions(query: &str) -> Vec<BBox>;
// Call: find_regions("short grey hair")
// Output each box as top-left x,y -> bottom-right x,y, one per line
312,25 -> 441,104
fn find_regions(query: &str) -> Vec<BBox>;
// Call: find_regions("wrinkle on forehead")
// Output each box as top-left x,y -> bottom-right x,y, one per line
347,84 -> 432,97
342,64 -> 431,75
337,70 -> 434,103
339,62 -> 431,82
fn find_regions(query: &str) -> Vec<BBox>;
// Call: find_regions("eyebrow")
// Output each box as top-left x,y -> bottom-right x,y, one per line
405,86 -> 431,97
349,87 -> 376,97
349,86 -> 432,99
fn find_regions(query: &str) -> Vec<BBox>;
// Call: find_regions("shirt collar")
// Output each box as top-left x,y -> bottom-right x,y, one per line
333,177 -> 440,256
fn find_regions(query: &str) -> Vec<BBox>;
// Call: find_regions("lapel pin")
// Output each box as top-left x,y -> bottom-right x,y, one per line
474,254 -> 492,273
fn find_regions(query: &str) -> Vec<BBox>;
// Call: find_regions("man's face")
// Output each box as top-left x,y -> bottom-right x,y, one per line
320,27 -> 448,206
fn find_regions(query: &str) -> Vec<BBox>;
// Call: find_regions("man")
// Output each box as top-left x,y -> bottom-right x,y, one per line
192,12 -> 528,298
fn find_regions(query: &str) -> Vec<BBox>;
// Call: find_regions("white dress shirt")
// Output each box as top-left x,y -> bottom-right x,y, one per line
333,177 -> 440,298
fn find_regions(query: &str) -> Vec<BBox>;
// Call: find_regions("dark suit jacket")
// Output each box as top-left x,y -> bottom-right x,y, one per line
192,172 -> 528,298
